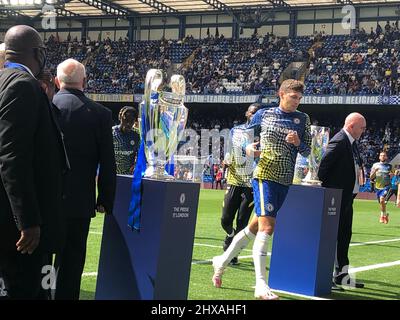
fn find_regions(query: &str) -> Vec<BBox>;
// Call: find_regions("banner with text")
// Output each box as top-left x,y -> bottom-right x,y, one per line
264,95 -> 400,105
133,94 -> 260,104
86,94 -> 134,103
302,95 -> 381,105
86,93 -> 400,106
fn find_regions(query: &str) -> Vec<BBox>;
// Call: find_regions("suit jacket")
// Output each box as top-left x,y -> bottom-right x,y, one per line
318,129 -> 356,203
0,68 -> 69,253
53,88 -> 116,218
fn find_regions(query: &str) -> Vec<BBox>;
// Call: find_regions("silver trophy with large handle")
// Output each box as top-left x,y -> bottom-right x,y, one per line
139,69 -> 188,180
293,125 -> 330,186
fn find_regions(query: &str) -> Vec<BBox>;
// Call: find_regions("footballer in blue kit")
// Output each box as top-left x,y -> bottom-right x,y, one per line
370,151 -> 393,224
212,79 -> 311,300
112,106 -> 141,175
249,106 -> 311,217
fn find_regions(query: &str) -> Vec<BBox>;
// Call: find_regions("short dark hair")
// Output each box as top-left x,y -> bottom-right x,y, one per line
249,103 -> 261,111
279,79 -> 305,94
37,69 -> 54,88
118,106 -> 137,122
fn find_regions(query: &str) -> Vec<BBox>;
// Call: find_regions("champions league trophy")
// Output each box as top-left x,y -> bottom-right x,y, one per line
293,125 -> 330,186
139,69 -> 188,180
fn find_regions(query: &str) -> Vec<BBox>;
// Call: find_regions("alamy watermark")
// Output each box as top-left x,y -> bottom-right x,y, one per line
41,4 -> 57,30
41,264 -> 57,290
336,265 -> 357,289
341,5 -> 356,30
0,266 -> 56,298
0,277 -> 8,297
0,1 -> 57,29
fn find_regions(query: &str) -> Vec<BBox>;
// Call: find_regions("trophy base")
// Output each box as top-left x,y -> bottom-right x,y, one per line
145,174 -> 176,181
144,166 -> 176,181
301,179 -> 322,186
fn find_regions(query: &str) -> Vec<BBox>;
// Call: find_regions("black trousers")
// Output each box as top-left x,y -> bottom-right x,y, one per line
221,185 -> 254,235
384,188 -> 397,203
54,218 -> 91,300
0,248 -> 49,300
215,180 -> 223,189
335,193 -> 356,275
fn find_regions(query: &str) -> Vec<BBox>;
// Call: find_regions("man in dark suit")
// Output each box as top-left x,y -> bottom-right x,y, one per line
53,58 -> 116,300
318,112 -> 366,290
0,25 -> 69,299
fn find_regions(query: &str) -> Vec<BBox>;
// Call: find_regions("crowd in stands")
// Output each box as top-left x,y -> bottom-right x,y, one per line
43,29 -> 400,178
306,21 -> 400,95
44,22 -> 400,96
180,33 -> 309,95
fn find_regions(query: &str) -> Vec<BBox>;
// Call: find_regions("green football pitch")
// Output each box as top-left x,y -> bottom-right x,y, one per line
80,189 -> 400,300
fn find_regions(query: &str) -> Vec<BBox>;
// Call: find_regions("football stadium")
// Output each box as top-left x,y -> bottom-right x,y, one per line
1,0 -> 400,305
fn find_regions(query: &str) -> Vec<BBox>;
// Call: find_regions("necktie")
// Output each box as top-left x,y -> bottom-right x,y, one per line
352,141 -> 365,185
352,141 -> 362,166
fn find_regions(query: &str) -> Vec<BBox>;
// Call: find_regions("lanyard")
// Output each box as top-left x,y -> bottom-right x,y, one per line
4,62 -> 31,75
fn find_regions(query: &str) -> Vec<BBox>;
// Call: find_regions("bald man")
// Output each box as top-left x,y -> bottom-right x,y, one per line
318,113 -> 366,290
52,58 -> 116,300
0,25 -> 69,299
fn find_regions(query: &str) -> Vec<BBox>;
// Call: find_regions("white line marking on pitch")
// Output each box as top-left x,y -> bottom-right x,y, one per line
192,254 -> 271,265
350,238 -> 400,247
274,260 -> 400,300
268,289 -> 331,300
89,232 -> 400,249
349,260 -> 400,273
82,272 -> 98,277
84,235 -> 400,275
193,242 -> 253,252
83,259 -> 400,278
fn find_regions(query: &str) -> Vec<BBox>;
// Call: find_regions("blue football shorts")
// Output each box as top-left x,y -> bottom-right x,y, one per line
252,178 -> 289,218
376,186 -> 390,200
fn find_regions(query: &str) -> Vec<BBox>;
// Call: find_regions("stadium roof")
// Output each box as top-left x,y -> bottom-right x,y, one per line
1,0 -> 400,19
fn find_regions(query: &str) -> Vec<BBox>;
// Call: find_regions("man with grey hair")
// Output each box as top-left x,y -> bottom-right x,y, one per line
53,58 -> 116,300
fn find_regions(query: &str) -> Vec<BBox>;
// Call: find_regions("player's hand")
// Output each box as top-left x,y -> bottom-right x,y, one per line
16,226 -> 40,254
285,130 -> 300,146
97,205 -> 106,214
245,142 -> 260,157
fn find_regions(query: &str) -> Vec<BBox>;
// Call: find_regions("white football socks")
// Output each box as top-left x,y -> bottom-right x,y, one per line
218,226 -> 255,268
253,231 -> 271,288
